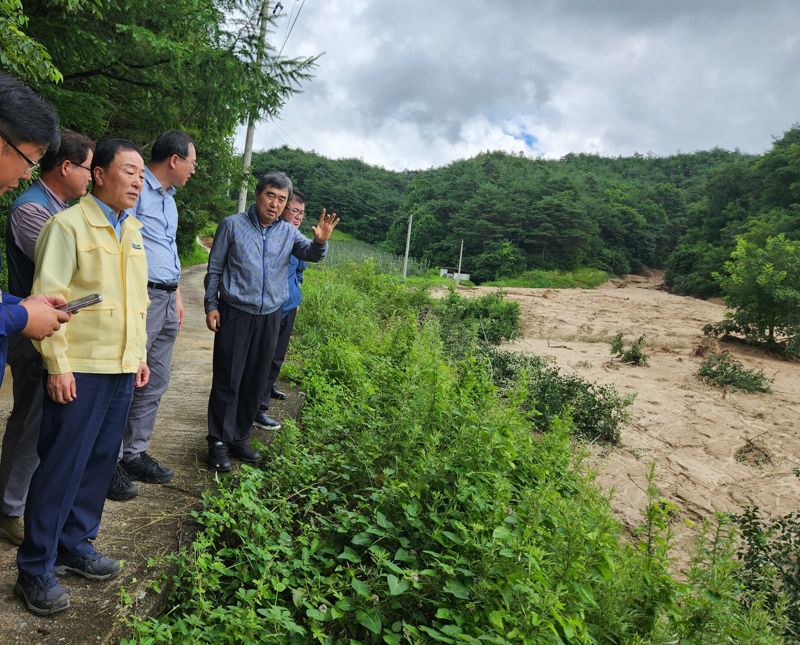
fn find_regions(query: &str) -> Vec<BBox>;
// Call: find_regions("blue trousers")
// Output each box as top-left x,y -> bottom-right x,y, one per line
17,373 -> 134,576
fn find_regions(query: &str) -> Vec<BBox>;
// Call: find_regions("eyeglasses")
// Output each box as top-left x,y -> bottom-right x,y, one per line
0,129 -> 40,172
70,160 -> 92,173
177,154 -> 197,170
288,207 -> 305,216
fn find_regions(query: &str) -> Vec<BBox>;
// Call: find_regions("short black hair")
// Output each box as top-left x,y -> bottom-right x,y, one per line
40,130 -> 95,173
290,190 -> 305,204
91,139 -> 142,181
0,72 -> 60,151
151,130 -> 194,163
255,171 -> 292,199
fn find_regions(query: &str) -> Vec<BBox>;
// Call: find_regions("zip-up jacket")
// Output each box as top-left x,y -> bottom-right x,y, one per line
32,194 -> 150,375
204,206 -> 326,315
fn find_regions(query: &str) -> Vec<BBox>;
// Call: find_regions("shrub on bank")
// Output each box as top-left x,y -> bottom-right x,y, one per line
127,262 -> 784,644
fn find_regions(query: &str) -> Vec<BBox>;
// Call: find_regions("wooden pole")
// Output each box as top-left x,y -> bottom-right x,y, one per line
402,214 -> 413,281
237,0 -> 270,212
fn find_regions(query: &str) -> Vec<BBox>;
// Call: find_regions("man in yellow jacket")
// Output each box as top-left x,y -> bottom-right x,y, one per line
14,139 -> 150,616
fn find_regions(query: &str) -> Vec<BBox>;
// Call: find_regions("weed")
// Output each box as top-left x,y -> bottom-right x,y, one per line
127,262 -> 786,643
697,352 -> 772,393
610,333 -> 649,366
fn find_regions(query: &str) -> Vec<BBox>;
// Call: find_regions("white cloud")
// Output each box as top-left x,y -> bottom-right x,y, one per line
239,0 -> 800,170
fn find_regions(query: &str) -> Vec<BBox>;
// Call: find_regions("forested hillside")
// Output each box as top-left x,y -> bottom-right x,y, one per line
251,144 -> 765,286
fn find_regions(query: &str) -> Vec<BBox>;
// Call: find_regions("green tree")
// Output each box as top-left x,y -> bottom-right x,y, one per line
712,234 -> 800,351
11,0 -> 317,256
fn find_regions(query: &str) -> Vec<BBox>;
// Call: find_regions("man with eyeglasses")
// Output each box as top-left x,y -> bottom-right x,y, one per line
0,130 -> 95,547
0,73 -> 71,377
204,172 -> 338,471
108,130 -> 197,501
253,190 -> 308,431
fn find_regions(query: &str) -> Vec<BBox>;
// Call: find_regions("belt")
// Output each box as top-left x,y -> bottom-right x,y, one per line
147,281 -> 179,292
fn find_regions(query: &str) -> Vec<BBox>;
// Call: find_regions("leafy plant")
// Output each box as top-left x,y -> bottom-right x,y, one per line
610,333 -> 649,366
127,263 -> 786,643
697,352 -> 772,393
483,347 -> 633,444
708,234 -> 800,354
733,507 -> 799,639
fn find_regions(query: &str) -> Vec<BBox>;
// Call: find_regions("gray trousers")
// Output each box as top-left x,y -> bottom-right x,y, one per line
119,288 -> 179,462
0,335 -> 45,517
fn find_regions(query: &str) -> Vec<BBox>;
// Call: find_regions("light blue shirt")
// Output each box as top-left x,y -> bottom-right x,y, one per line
136,167 -> 180,283
91,195 -> 130,241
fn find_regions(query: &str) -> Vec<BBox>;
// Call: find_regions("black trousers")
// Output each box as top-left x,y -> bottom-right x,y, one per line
207,302 -> 281,444
260,306 -> 298,411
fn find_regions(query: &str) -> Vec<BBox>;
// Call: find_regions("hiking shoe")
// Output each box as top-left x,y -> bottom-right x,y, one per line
107,464 -> 139,501
229,440 -> 261,463
123,452 -> 175,484
55,552 -> 121,581
271,386 -> 288,400
207,441 -> 231,472
15,572 -> 70,616
0,513 -> 24,546
253,411 -> 281,430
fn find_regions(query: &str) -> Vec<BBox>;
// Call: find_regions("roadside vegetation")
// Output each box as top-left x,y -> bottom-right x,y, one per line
126,262 -> 785,644
485,268 -> 609,289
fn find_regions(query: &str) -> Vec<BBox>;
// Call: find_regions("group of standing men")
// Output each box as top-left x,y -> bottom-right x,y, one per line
0,72 -> 337,616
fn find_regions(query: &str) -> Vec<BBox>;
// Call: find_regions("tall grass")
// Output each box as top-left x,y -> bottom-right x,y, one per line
127,262 -> 784,644
325,238 -> 429,277
485,267 -> 610,289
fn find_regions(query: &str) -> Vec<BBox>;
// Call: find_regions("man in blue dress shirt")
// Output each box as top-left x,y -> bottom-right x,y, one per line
204,172 -> 338,471
108,131 -> 196,501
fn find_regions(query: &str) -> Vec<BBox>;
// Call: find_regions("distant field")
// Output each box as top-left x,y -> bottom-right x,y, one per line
485,267 -> 610,289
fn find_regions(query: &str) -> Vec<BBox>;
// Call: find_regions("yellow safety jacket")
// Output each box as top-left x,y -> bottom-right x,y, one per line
33,194 -> 149,374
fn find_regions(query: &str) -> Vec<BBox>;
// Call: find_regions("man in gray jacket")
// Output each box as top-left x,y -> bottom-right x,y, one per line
203,171 -> 338,471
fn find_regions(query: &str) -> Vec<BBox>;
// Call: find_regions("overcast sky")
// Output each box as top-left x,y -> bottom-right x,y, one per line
237,0 -> 800,171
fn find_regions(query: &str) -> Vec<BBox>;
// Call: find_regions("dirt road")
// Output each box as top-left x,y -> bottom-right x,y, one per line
482,272 -> 800,562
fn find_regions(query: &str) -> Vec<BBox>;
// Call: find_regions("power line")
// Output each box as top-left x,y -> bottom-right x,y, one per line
277,0 -> 306,57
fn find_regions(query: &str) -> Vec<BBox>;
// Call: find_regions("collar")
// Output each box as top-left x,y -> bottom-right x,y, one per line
247,204 -> 283,231
144,166 -> 176,197
37,179 -> 68,210
82,194 -> 142,230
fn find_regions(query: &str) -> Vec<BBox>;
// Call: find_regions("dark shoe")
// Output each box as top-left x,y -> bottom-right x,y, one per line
55,552 -> 121,581
271,386 -> 288,400
208,441 -> 232,472
123,452 -> 175,484
253,411 -> 281,430
229,440 -> 261,463
107,464 -> 139,501
0,513 -> 24,546
15,572 -> 70,616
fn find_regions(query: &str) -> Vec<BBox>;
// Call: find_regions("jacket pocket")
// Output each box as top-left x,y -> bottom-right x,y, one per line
66,306 -> 121,362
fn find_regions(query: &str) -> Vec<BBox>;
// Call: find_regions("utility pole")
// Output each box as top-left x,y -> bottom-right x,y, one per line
237,0 -> 270,212
455,239 -> 464,288
402,214 -> 413,281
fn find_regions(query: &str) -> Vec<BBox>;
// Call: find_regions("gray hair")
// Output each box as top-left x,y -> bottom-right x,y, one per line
255,171 -> 292,199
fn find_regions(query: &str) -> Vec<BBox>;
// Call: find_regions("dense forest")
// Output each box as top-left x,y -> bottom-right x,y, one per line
252,132 -> 800,292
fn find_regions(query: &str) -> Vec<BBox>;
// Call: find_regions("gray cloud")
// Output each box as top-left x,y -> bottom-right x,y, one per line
242,0 -> 800,169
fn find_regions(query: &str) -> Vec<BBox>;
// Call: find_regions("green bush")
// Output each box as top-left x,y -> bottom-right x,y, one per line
429,289 -> 521,350
127,262 -> 785,644
483,348 -> 633,444
610,333 -> 649,366
733,507 -> 798,639
697,352 -> 772,393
